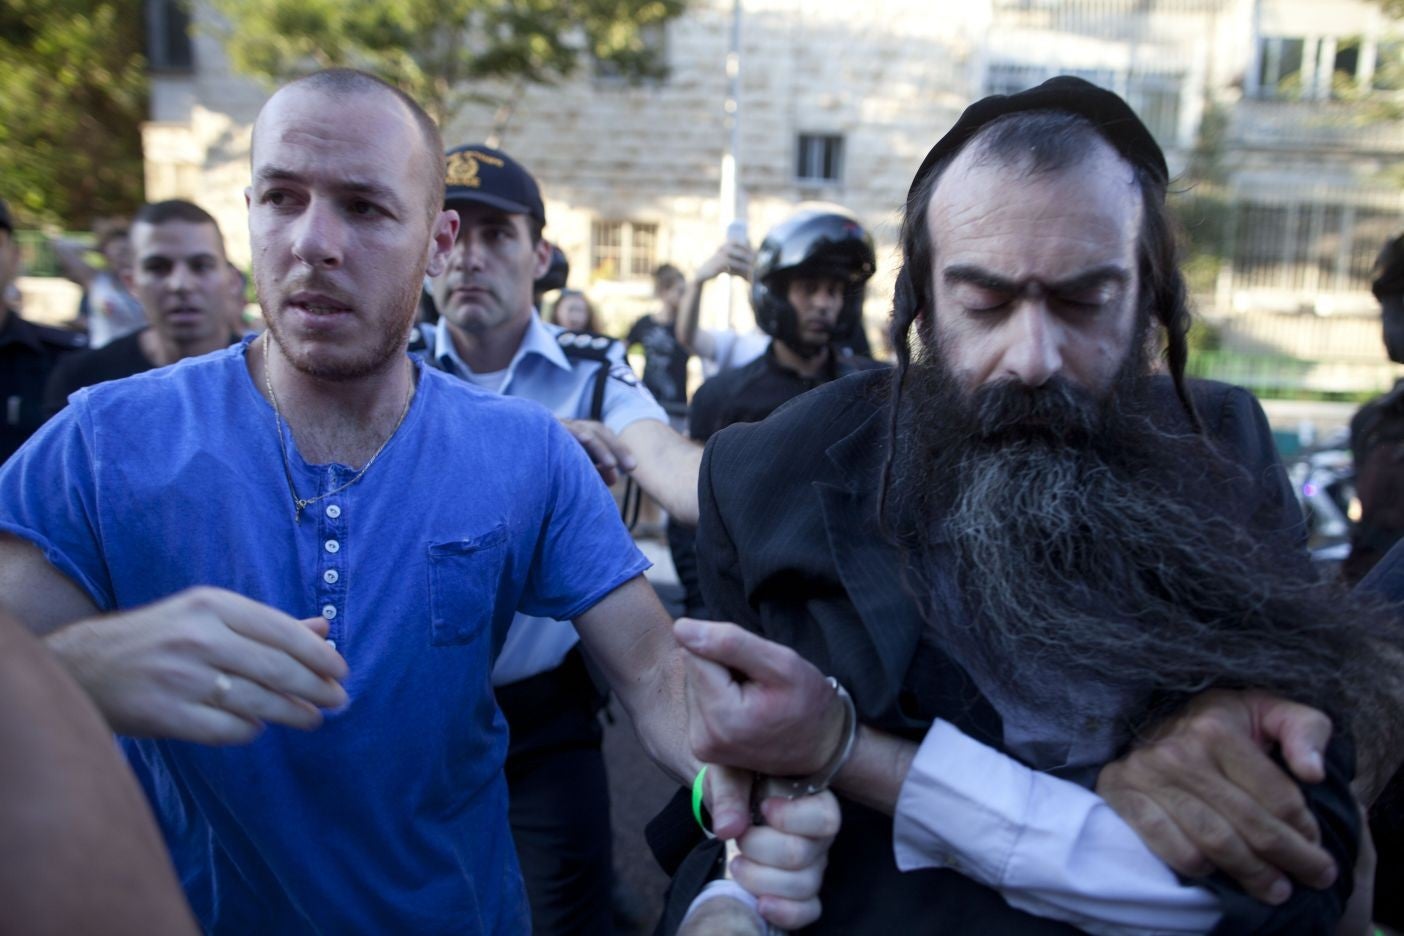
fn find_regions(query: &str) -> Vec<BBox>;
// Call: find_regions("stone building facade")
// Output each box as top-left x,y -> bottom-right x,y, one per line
141,0 -> 1402,390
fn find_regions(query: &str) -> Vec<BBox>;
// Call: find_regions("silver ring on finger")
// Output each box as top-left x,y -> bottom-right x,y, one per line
211,672 -> 234,709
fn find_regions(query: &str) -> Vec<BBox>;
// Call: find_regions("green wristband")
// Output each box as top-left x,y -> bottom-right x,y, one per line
691,765 -> 716,839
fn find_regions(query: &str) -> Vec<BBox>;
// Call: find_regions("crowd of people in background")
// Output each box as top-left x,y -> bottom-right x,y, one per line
2,67 -> 1404,936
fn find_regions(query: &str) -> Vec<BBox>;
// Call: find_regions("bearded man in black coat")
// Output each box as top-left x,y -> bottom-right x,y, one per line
661,78 -> 1404,935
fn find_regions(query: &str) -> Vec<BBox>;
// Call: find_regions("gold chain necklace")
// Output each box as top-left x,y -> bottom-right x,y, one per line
263,341 -> 413,523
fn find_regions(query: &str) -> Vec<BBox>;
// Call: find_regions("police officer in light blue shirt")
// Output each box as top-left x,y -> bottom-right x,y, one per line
424,305 -> 666,685
423,143 -> 703,934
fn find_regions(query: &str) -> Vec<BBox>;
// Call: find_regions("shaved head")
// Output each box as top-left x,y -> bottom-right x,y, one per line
252,69 -> 445,218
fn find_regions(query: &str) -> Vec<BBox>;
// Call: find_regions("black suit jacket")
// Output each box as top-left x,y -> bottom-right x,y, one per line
656,370 -> 1358,934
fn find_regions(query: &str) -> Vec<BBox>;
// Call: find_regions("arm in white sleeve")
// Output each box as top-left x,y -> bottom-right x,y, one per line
892,719 -> 1223,936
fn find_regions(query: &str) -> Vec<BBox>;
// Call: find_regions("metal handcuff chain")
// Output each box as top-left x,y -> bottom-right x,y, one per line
720,679 -> 855,936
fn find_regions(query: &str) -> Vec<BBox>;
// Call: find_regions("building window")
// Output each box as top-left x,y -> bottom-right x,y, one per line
1254,35 -> 1403,100
590,220 -> 659,280
796,134 -> 845,184
1231,196 -> 1403,294
1373,40 -> 1404,91
984,64 -> 1182,146
1333,38 -> 1361,95
145,0 -> 194,73
1256,37 -> 1307,98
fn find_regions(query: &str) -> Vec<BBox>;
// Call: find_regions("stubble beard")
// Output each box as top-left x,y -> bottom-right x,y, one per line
257,265 -> 422,383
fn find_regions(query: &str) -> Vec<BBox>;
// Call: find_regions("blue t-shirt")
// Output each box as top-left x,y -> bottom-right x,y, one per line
0,338 -> 649,934
430,314 -> 667,684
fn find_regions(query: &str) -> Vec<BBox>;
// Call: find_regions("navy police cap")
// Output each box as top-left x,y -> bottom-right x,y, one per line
443,144 -> 546,228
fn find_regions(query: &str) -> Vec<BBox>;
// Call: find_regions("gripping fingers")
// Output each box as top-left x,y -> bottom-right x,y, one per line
729,853 -> 826,903
759,792 -> 841,841
1100,727 -> 1332,891
1204,758 -> 1334,891
1160,786 -> 1295,904
1189,737 -> 1334,889
1099,769 -> 1213,876
1256,696 -> 1330,785
706,764 -> 754,841
675,619 -> 801,686
1212,740 -> 1320,848
736,825 -> 827,872
684,652 -> 743,762
564,420 -> 636,476
756,895 -> 822,931
576,430 -> 621,484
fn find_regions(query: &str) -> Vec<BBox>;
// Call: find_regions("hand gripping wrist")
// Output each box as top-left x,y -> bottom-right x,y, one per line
774,677 -> 857,798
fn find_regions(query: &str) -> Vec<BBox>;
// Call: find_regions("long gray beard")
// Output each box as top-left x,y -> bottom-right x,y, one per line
891,356 -> 1377,744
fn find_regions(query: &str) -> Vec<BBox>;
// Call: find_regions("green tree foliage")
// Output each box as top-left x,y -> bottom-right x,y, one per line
209,0 -> 687,128
0,1 -> 148,228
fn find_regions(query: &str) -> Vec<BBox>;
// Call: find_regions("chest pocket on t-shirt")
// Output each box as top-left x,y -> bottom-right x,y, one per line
427,525 -> 509,647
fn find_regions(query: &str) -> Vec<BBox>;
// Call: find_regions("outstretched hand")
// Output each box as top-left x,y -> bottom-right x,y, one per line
560,418 -> 636,486
48,587 -> 348,746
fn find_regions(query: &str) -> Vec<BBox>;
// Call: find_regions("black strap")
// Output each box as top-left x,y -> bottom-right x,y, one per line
554,330 -> 651,530
622,478 -> 643,532
589,362 -> 608,423
554,330 -> 621,424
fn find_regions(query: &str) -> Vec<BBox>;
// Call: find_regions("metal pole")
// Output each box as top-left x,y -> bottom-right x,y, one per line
720,0 -> 744,329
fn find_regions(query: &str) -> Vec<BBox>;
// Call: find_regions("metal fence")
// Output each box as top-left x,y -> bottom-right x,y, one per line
1221,185 -> 1404,300
1170,184 -> 1403,398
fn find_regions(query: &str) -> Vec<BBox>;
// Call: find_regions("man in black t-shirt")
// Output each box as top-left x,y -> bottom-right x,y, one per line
626,264 -> 690,425
676,206 -> 881,618
688,206 -> 881,445
44,200 -> 240,417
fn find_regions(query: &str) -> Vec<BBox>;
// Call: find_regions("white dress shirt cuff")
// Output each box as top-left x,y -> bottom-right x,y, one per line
893,719 -> 1222,935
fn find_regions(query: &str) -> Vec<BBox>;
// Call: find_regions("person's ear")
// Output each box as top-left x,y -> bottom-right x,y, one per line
424,209 -> 460,278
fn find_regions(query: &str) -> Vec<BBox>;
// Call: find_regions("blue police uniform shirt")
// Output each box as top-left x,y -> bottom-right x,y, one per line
0,337 -> 649,934
431,313 -> 668,685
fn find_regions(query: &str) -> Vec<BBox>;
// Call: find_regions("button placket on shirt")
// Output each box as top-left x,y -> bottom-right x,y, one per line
316,467 -> 348,650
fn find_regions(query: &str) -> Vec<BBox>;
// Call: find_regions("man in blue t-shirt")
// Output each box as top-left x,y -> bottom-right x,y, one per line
0,69 -> 843,934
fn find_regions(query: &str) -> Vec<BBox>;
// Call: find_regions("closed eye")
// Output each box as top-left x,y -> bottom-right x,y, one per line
1055,295 -> 1105,311
1052,284 -> 1120,313
954,286 -> 1016,313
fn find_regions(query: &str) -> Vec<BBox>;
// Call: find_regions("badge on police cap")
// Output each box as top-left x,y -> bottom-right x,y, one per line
446,149 -> 503,189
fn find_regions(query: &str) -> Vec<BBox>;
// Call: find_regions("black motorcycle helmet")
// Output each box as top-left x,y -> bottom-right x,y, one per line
534,244 -> 570,298
750,205 -> 876,356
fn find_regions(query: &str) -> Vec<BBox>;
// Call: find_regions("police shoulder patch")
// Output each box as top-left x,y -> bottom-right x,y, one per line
555,329 -> 623,362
